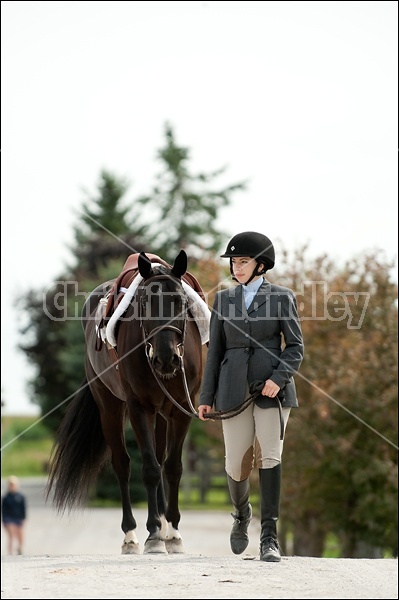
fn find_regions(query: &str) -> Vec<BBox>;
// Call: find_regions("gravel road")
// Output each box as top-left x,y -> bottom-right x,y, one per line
1,478 -> 397,599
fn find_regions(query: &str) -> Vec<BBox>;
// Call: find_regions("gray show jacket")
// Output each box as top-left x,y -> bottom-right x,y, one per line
199,279 -> 304,411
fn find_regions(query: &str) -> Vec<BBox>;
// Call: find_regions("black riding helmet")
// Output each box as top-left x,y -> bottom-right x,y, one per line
220,231 -> 275,284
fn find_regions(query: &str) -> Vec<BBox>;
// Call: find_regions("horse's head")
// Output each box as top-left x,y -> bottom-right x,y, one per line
137,250 -> 188,378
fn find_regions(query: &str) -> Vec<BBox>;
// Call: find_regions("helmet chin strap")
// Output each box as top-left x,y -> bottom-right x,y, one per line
243,267 -> 261,286
230,260 -> 266,285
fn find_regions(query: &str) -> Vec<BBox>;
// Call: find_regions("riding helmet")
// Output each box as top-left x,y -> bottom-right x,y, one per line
220,231 -> 275,271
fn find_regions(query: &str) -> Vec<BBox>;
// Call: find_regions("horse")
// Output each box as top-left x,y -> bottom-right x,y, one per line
46,250 -> 207,554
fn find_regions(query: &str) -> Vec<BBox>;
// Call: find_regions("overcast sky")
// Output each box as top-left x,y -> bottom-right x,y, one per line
1,1 -> 397,416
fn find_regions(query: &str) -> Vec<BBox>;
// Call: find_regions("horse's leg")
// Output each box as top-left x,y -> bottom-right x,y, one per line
154,413 -> 168,540
163,410 -> 191,553
89,371 -> 139,555
127,400 -> 167,554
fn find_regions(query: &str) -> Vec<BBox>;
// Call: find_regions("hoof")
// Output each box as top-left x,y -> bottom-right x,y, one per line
122,541 -> 140,555
144,538 -> 167,554
166,538 -> 185,554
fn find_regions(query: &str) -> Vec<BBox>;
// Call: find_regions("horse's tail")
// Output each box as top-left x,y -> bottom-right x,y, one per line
46,378 -> 109,513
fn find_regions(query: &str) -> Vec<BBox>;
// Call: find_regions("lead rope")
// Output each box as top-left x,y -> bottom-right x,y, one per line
204,393 -> 285,440
145,347 -> 284,438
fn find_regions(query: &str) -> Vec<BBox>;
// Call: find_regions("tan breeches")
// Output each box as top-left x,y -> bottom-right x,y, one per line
222,403 -> 291,481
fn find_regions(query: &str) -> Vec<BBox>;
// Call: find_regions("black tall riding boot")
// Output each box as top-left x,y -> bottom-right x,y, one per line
259,464 -> 282,562
227,475 -> 252,555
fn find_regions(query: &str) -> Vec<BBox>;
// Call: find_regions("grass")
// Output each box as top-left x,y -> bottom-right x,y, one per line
1,415 -> 54,478
0,416 -> 232,510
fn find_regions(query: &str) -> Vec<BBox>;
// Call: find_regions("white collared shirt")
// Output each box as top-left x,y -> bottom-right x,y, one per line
242,276 -> 264,309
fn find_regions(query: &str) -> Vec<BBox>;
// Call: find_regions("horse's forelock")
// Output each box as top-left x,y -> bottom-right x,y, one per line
147,266 -> 183,290
152,265 -> 167,276
140,267 -> 185,312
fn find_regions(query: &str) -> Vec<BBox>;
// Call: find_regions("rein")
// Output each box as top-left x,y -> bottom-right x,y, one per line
145,348 -> 199,419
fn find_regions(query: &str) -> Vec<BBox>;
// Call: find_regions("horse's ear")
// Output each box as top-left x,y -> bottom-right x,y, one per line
138,252 -> 153,279
171,250 -> 188,279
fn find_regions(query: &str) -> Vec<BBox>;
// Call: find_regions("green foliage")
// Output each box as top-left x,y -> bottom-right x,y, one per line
16,284 -> 72,432
1,416 -> 53,477
178,475 -> 231,509
2,415 -> 51,442
277,247 -> 398,558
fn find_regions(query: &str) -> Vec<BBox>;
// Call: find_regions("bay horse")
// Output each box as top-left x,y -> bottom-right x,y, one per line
46,250 -> 206,554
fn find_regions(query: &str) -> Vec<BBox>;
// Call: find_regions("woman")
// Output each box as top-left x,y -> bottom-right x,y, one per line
2,475 -> 27,555
198,231 -> 304,562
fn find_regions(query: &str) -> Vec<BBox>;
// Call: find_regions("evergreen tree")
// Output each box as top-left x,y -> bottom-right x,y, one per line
72,169 -> 146,276
136,122 -> 247,264
18,123 -> 247,426
18,171 -> 145,429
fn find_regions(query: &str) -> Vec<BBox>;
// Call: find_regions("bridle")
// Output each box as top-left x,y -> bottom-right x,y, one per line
138,273 -> 199,419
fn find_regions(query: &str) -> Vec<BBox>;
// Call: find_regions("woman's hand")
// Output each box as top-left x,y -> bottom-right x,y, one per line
262,379 -> 280,397
198,404 -> 213,421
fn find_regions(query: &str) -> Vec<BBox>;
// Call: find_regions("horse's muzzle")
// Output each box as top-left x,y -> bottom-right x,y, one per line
152,353 -> 180,379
